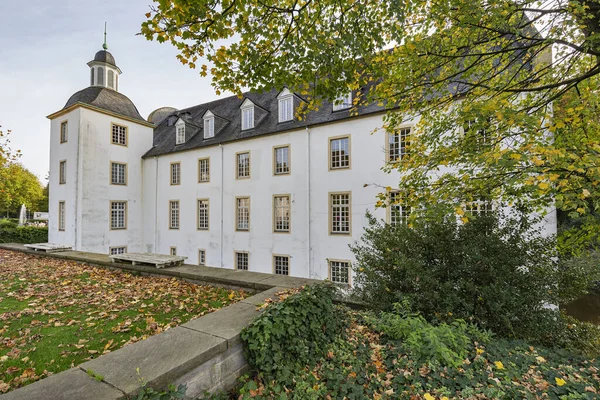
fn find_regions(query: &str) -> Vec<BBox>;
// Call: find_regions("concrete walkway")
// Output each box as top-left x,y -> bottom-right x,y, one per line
0,243 -> 322,291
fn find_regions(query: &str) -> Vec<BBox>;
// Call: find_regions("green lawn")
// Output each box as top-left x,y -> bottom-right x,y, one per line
0,249 -> 249,393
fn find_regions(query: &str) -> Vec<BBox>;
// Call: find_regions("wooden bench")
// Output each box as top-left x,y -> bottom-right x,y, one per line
24,243 -> 73,253
109,252 -> 187,269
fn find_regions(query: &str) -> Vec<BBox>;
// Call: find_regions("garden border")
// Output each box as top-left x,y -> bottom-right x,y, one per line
0,244 -> 322,399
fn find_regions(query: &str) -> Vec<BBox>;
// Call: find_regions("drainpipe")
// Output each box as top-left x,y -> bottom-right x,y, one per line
220,144 -> 224,268
306,126 -> 312,278
74,118 -> 83,250
154,156 -> 159,253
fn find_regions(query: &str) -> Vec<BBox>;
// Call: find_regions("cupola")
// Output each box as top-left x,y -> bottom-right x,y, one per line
87,24 -> 122,91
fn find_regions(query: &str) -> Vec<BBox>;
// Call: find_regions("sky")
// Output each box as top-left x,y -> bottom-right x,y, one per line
0,0 -> 226,182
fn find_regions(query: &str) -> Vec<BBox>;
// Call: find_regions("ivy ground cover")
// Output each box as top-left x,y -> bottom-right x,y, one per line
0,249 -> 249,393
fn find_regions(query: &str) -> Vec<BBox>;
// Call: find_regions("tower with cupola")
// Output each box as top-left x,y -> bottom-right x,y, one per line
47,31 -> 154,253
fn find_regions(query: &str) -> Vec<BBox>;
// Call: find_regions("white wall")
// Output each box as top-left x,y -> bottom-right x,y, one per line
142,114 -> 406,279
48,108 -> 81,246
48,106 -> 153,253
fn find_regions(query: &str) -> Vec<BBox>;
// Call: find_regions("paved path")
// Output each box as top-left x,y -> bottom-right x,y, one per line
0,243 -> 321,291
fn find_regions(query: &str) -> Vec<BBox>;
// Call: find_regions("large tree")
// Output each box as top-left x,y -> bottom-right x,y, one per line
141,0 -> 600,251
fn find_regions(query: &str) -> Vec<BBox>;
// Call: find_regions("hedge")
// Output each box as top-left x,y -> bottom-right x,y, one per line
0,226 -> 48,244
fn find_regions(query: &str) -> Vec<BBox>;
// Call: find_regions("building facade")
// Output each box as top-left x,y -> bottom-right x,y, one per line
47,47 -> 557,284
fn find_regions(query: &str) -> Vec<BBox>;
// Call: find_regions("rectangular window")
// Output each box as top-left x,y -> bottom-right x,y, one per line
389,191 -> 411,226
198,157 -> 210,182
464,120 -> 492,148
273,255 -> 290,275
278,96 -> 293,122
197,199 -> 209,230
110,162 -> 127,185
110,201 -> 127,230
274,145 -> 290,175
235,251 -> 249,270
236,152 -> 250,179
170,247 -> 177,256
388,128 -> 411,162
330,192 -> 351,234
333,92 -> 353,111
109,246 -> 127,255
241,107 -> 254,130
59,160 -> 66,184
176,125 -> 186,144
60,121 -> 68,143
273,195 -> 291,233
171,162 -> 181,185
169,200 -> 180,229
236,197 -> 250,231
204,116 -> 215,138
329,260 -> 350,285
329,136 -> 350,170
58,201 -> 65,231
465,199 -> 494,217
198,249 -> 206,266
111,124 -> 127,146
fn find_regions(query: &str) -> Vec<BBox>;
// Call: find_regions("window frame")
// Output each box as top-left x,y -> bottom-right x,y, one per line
273,254 -> 290,276
278,95 -> 294,122
170,247 -> 177,256
109,246 -> 127,255
332,92 -> 353,112
198,157 -> 210,183
329,191 -> 352,235
273,194 -> 291,233
60,120 -> 68,143
110,161 -> 128,186
170,162 -> 181,185
273,145 -> 291,176
328,135 -> 351,170
198,249 -> 206,266
59,160 -> 67,184
236,151 -> 251,180
386,126 -> 411,163
58,201 -> 66,231
197,198 -> 210,230
464,199 -> 494,217
176,124 -> 186,145
109,200 -> 127,230
169,200 -> 180,230
387,191 -> 412,226
241,105 -> 254,130
203,113 -> 215,139
110,123 -> 128,147
235,251 -> 249,270
235,196 -> 250,232
328,259 -> 352,286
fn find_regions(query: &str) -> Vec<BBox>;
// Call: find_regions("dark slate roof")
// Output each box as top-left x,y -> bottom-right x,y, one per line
93,50 -> 117,67
64,87 -> 146,122
143,88 -> 384,158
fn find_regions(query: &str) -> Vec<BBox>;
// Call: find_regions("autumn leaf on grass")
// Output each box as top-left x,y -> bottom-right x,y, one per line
555,377 -> 566,386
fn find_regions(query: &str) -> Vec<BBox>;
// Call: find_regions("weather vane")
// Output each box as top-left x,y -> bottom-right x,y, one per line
103,22 -> 108,50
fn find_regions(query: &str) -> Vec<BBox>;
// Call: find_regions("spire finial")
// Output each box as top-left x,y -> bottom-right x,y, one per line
102,22 -> 108,50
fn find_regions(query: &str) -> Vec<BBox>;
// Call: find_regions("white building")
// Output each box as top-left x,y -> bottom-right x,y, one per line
47,46 -> 557,284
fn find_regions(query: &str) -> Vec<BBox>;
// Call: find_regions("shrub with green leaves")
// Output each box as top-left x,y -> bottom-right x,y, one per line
350,207 -> 588,341
368,302 -> 492,368
0,225 -> 47,244
240,284 -> 346,385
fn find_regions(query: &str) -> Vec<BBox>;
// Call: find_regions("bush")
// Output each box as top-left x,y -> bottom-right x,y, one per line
368,302 -> 492,368
0,225 -> 48,243
240,284 -> 346,385
350,208 -> 575,340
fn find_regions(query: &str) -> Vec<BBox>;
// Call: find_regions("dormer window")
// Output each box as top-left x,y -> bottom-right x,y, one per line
240,100 -> 255,130
203,111 -> 215,139
278,89 -> 294,122
175,119 -> 186,144
333,92 -> 353,111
